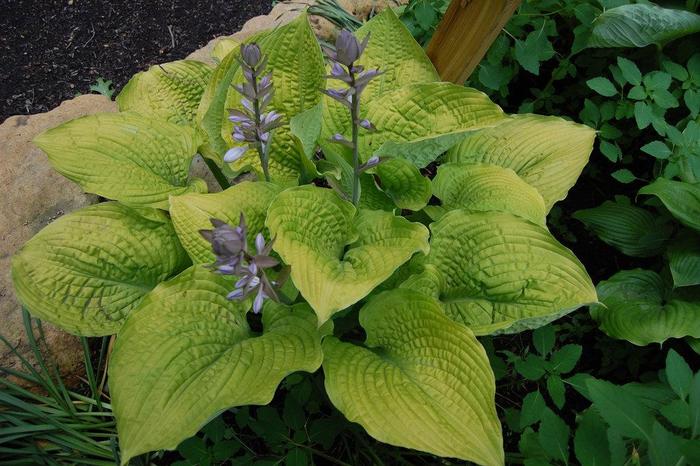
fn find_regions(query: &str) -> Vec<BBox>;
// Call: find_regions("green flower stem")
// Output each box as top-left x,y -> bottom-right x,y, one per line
203,157 -> 231,190
252,73 -> 271,183
350,75 -> 361,206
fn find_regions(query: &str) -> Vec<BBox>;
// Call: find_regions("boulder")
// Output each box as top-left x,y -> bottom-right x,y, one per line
0,94 -> 115,386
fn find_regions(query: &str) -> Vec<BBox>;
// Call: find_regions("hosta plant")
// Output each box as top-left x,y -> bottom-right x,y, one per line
12,9 -> 598,466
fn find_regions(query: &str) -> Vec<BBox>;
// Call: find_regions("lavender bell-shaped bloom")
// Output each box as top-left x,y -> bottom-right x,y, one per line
324,29 -> 383,205
201,213 -> 282,314
224,43 -> 283,182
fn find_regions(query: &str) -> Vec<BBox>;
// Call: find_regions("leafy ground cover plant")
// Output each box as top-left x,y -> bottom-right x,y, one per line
12,7 -> 600,466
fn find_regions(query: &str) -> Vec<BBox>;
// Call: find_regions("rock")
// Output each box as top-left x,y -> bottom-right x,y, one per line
0,94 -> 116,386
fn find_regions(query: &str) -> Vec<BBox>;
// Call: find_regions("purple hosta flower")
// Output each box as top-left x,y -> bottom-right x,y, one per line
225,43 -> 284,182
359,155 -> 382,172
323,29 -> 382,205
200,214 -> 281,314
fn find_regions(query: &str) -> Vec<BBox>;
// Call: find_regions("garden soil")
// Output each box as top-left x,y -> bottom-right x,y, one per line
0,0 -> 273,122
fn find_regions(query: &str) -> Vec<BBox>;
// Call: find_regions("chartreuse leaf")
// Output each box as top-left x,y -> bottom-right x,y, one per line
169,181 -> 282,263
639,178 -> 700,232
668,230 -> 700,287
431,163 -> 547,225
402,210 -> 596,335
374,158 -> 431,210
33,112 -> 207,209
197,13 -> 325,179
320,8 -> 440,151
110,266 -> 324,464
11,202 -> 189,336
446,114 -> 596,211
591,269 -> 700,345
573,200 -> 671,257
588,3 -> 700,49
116,60 -> 213,125
211,37 -> 239,63
266,186 -> 429,324
323,290 -> 503,466
358,83 -> 506,167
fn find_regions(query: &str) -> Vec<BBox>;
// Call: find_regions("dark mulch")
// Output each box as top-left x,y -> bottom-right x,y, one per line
0,0 -> 273,122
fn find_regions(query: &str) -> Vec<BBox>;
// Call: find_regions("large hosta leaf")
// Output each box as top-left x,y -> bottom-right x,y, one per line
639,178 -> 700,232
402,210 -> 596,334
446,114 -> 596,211
12,203 -> 189,336
116,60 -> 213,125
169,182 -> 282,263
110,266 -> 324,464
591,269 -> 700,346
266,186 -> 429,324
358,83 -> 505,167
320,8 -> 439,148
33,112 -> 206,209
668,230 -> 700,288
374,157 -> 431,210
197,13 -> 325,180
323,289 -> 503,466
431,163 -> 547,225
573,200 -> 671,258
588,4 -> 700,49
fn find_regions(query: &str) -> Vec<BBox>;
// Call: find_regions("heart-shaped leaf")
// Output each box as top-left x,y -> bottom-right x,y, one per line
110,266 -> 324,464
12,202 -> 190,336
588,4 -> 700,49
639,178 -> 700,232
33,112 -> 207,209
402,210 -> 597,334
358,82 -> 506,167
116,60 -> 213,125
573,199 -> 671,257
432,162 -> 547,225
446,114 -> 596,211
169,181 -> 283,263
323,289 -> 503,466
266,186 -> 429,324
591,269 -> 700,346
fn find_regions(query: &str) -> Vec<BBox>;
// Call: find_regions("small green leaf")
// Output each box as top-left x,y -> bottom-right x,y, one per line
587,77 -> 618,97
634,101 -> 653,129
641,141 -> 672,159
660,399 -> 692,429
533,326 -> 556,356
110,267 -> 324,464
33,112 -> 206,209
266,186 -> 429,324
649,421 -> 685,466
514,31 -> 555,75
666,349 -> 693,400
617,57 -> 642,85
551,345 -> 582,374
639,178 -> 700,232
588,3 -> 700,48
515,355 -> 548,381
322,290 -> 504,466
600,140 -> 622,162
520,391 -> 546,430
574,200 -> 670,257
538,409 -> 570,462
586,378 -> 653,441
547,375 -> 566,409
12,203 -> 190,336
690,372 -> 700,437
611,169 -> 636,184
628,85 -> 647,100
575,409 -> 611,466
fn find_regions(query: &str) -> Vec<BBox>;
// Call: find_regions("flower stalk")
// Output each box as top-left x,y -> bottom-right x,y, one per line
224,43 -> 283,182
323,30 -> 382,206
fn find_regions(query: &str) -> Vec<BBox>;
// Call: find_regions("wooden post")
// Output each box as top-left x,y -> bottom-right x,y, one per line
427,0 -> 522,83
